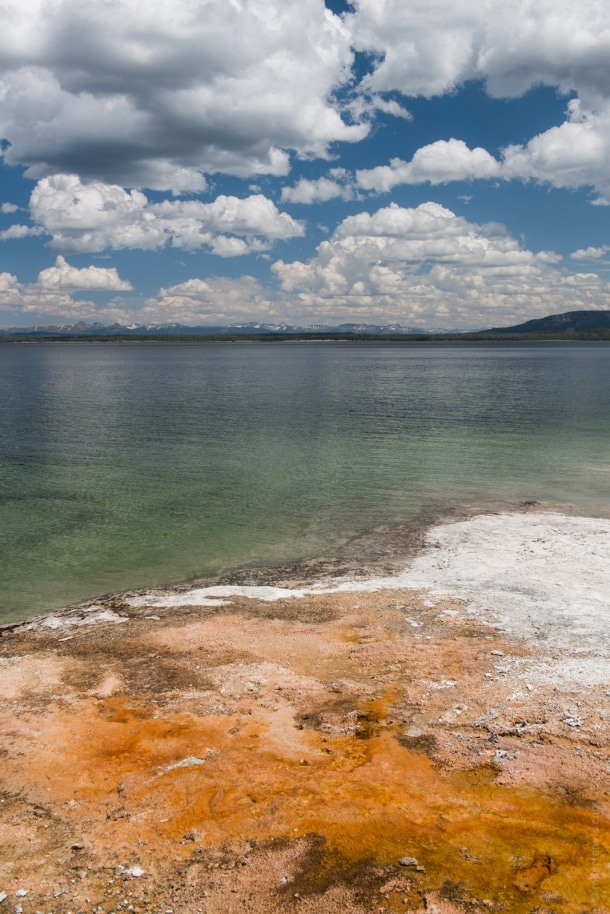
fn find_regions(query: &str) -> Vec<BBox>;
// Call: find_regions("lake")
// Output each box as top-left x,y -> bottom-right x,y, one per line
1,340 -> 609,623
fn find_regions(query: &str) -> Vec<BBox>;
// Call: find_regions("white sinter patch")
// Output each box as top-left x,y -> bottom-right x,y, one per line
129,512 -> 610,684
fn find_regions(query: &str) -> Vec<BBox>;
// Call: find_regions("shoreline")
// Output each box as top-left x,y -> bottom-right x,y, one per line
12,505 -> 610,670
1,506 -> 609,913
5,495 -> 610,634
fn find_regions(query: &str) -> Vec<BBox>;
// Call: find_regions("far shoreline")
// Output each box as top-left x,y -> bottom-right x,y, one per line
3,332 -> 610,343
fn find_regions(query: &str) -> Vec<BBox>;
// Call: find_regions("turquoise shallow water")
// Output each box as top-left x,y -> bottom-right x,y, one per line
1,341 -> 610,623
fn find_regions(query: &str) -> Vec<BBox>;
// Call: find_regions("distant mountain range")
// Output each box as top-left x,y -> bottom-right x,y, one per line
1,310 -> 610,338
0,319 -> 454,337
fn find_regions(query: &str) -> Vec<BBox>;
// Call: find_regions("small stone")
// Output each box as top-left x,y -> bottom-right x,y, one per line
563,716 -> 585,728
490,650 -> 504,656
15,894 -> 28,899
0,893 -> 6,904
71,842 -> 85,850
399,857 -> 419,867
15,905 -> 23,914
126,867 -> 145,878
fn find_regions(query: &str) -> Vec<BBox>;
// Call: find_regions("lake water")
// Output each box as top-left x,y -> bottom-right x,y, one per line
1,341 -> 610,624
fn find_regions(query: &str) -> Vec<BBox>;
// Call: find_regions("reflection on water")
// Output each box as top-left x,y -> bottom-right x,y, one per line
1,341 -> 609,621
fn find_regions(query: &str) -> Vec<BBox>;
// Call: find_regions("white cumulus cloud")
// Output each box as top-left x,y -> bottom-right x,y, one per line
501,98 -> 610,199
0,0 -> 365,190
37,255 -> 133,291
141,275 -> 281,325
357,140 -> 502,191
29,175 -> 304,254
281,169 -> 355,204
346,0 -> 610,201
272,201 -> 609,328
357,103 -> 610,201
347,0 -> 610,102
570,245 -> 610,261
0,223 -> 43,240
0,267 -> 131,319
0,272 -> 21,308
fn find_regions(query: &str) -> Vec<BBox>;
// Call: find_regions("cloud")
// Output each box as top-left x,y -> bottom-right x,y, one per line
272,201 -> 609,328
570,246 -> 610,261
370,96 -> 412,120
1,203 -> 20,214
346,1 -> 610,201
29,174 -> 304,254
0,271 -> 92,318
347,0 -> 610,102
357,140 -> 502,192
0,0 -> 365,191
274,202 -> 559,294
0,223 -> 43,240
501,98 -> 610,199
357,103 -> 610,200
37,255 -> 132,291
2,0 -> 610,200
281,169 -> 355,204
2,270 -> 283,325
140,276 -> 282,325
0,256 -> 132,321
2,200 -> 609,329
0,272 -> 21,308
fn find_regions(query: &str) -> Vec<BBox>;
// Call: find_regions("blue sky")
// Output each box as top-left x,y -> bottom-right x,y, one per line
0,0 -> 609,330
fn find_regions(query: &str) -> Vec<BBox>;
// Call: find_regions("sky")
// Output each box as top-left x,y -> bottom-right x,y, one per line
0,0 -> 610,330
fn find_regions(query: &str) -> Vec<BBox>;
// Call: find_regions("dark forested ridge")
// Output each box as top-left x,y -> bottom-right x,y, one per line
488,310 -> 610,334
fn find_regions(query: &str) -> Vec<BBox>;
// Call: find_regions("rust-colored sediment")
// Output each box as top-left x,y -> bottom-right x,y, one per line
0,589 -> 608,913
